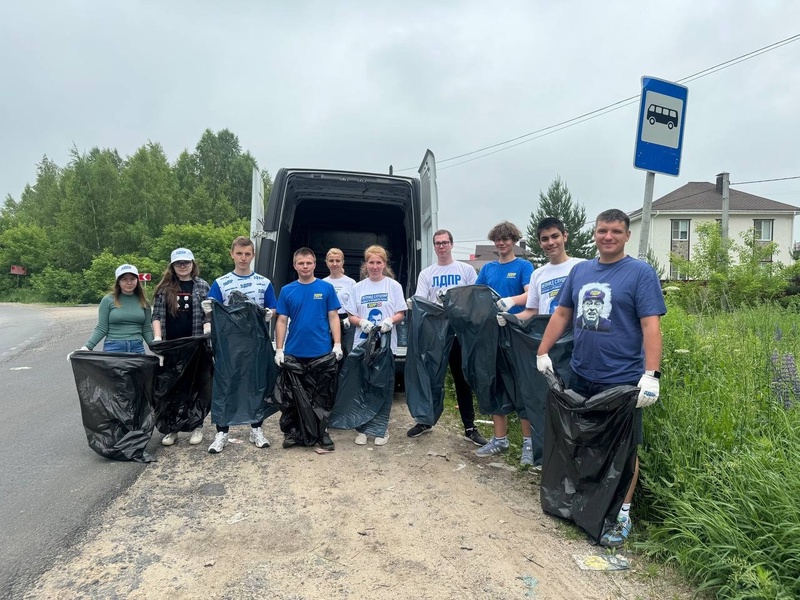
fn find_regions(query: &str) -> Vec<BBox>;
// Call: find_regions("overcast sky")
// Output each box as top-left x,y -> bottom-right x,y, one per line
2,1 -> 799,258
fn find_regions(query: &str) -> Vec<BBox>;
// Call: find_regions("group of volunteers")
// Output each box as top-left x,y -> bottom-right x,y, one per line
76,207 -> 664,549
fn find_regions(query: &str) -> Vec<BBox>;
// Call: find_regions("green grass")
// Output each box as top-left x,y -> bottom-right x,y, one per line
638,301 -> 800,599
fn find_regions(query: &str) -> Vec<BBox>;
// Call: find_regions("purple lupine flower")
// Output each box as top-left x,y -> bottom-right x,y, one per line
774,325 -> 783,341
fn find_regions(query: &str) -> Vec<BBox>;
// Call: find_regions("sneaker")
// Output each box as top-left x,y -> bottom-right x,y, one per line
520,442 -> 534,466
474,436 -> 510,457
189,428 -> 204,445
532,464 -> 543,472
464,428 -> 488,446
320,432 -> 335,451
374,434 -> 389,446
407,423 -> 432,438
249,427 -> 270,449
161,432 -> 178,446
600,514 -> 633,548
355,433 -> 368,445
208,432 -> 229,454
282,435 -> 298,449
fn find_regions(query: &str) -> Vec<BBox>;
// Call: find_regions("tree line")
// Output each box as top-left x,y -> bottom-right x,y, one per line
0,128 -> 270,302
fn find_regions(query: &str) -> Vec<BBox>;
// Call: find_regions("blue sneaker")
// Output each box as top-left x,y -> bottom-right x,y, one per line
474,436 -> 509,457
520,442 -> 534,466
600,514 -> 632,548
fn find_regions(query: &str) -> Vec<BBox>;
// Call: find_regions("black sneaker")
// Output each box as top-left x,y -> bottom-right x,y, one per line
320,432 -> 335,451
282,435 -> 298,449
464,428 -> 488,446
407,423 -> 432,438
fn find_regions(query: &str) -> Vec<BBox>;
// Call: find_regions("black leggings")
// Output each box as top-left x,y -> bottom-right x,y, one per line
448,337 -> 476,430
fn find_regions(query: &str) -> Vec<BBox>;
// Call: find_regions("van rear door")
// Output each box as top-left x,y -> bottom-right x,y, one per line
417,150 -> 439,269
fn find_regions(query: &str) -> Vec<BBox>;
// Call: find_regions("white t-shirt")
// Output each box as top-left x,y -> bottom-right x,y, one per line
526,257 -> 586,314
323,274 -> 356,315
345,277 -> 407,354
415,261 -> 477,303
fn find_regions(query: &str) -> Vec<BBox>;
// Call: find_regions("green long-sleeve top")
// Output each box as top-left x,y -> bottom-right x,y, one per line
85,293 -> 155,350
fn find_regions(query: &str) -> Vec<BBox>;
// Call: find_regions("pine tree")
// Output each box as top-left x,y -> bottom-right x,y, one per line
525,176 -> 595,263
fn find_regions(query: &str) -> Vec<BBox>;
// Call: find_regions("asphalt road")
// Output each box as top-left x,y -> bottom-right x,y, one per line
0,304 -> 159,599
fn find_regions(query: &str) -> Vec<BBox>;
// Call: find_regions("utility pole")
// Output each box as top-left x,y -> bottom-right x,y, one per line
637,171 -> 656,260
719,172 -> 730,241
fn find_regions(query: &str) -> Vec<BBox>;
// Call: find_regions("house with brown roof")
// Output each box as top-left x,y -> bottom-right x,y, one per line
461,242 -> 534,273
628,173 -> 800,279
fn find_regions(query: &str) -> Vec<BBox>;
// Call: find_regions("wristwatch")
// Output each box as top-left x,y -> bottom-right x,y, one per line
645,369 -> 662,379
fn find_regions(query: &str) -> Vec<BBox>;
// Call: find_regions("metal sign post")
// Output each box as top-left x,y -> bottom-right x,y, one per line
633,76 -> 689,259
10,265 -> 27,287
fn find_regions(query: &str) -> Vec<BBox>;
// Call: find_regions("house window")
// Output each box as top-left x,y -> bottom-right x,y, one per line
753,219 -> 774,241
671,219 -> 689,241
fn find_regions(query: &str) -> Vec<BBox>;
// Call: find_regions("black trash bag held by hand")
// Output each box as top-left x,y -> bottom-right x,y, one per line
540,375 -> 639,543
210,294 -> 278,427
497,313 -> 574,467
70,351 -> 159,462
151,336 -> 214,434
404,296 -> 454,427
269,353 -> 339,446
443,285 -> 513,416
329,330 -> 395,437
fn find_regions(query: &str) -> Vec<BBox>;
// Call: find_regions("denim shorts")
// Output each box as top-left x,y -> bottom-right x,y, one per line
103,340 -> 145,354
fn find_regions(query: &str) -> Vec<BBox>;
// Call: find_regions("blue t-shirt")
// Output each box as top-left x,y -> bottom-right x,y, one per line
208,271 -> 277,309
558,256 -> 666,384
277,279 -> 340,358
475,258 -> 534,314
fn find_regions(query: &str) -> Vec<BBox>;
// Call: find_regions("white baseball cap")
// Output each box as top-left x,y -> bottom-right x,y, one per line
170,248 -> 195,264
115,264 -> 139,280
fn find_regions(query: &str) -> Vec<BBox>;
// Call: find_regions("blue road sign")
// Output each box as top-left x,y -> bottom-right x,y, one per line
634,77 -> 688,176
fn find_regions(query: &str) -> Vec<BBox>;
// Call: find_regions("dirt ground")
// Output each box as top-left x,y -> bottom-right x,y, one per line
27,376 -> 692,600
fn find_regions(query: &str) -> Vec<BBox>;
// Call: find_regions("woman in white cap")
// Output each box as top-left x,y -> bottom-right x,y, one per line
83,264 -> 154,354
151,248 -> 211,446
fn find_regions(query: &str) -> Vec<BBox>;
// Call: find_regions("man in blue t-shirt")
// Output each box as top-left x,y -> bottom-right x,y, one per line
275,247 -> 342,450
537,208 -> 666,549
474,221 -> 535,464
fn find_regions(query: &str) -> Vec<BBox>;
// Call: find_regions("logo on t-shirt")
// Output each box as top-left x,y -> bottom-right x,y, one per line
313,293 -> 323,300
506,272 -> 517,278
576,283 -> 612,333
432,274 -> 461,287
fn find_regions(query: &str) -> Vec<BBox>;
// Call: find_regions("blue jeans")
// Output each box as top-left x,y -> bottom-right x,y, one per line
103,340 -> 145,354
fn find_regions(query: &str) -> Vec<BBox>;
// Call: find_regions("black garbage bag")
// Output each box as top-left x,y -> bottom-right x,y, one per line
329,331 -> 395,437
404,296 -> 455,427
70,351 -> 159,462
210,295 -> 278,427
268,353 -> 339,446
540,373 -> 639,543
497,314 -> 574,467
443,285 -> 513,416
151,336 -> 214,434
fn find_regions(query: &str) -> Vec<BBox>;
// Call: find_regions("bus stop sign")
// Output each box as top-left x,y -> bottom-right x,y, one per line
634,76 -> 688,176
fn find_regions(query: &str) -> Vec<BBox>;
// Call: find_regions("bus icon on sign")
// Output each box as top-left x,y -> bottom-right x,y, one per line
647,104 -> 678,129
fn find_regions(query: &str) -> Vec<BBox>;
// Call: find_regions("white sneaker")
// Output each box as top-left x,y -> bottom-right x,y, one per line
374,434 -> 389,446
208,432 -> 229,454
355,433 -> 368,445
249,427 -> 270,448
189,428 -> 204,445
161,432 -> 178,446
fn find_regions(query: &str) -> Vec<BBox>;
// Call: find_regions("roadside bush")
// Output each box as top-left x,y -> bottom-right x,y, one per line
29,267 -> 91,303
83,251 -> 162,303
639,301 -> 800,599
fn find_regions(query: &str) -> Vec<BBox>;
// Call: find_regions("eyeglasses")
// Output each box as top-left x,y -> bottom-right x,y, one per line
433,241 -> 451,247
174,261 -> 192,268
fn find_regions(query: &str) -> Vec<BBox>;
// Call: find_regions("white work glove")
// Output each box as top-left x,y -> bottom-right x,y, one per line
436,289 -> 447,303
201,300 -> 213,314
274,349 -> 285,367
379,318 -> 394,333
203,322 -> 211,335
406,297 -> 413,310
332,343 -> 343,361
340,318 -> 350,332
264,308 -> 273,321
152,337 -> 162,343
496,314 -> 507,327
536,353 -> 554,375
636,374 -> 660,408
359,319 -> 375,333
67,346 -> 89,361
496,297 -> 516,312
153,353 -> 165,367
